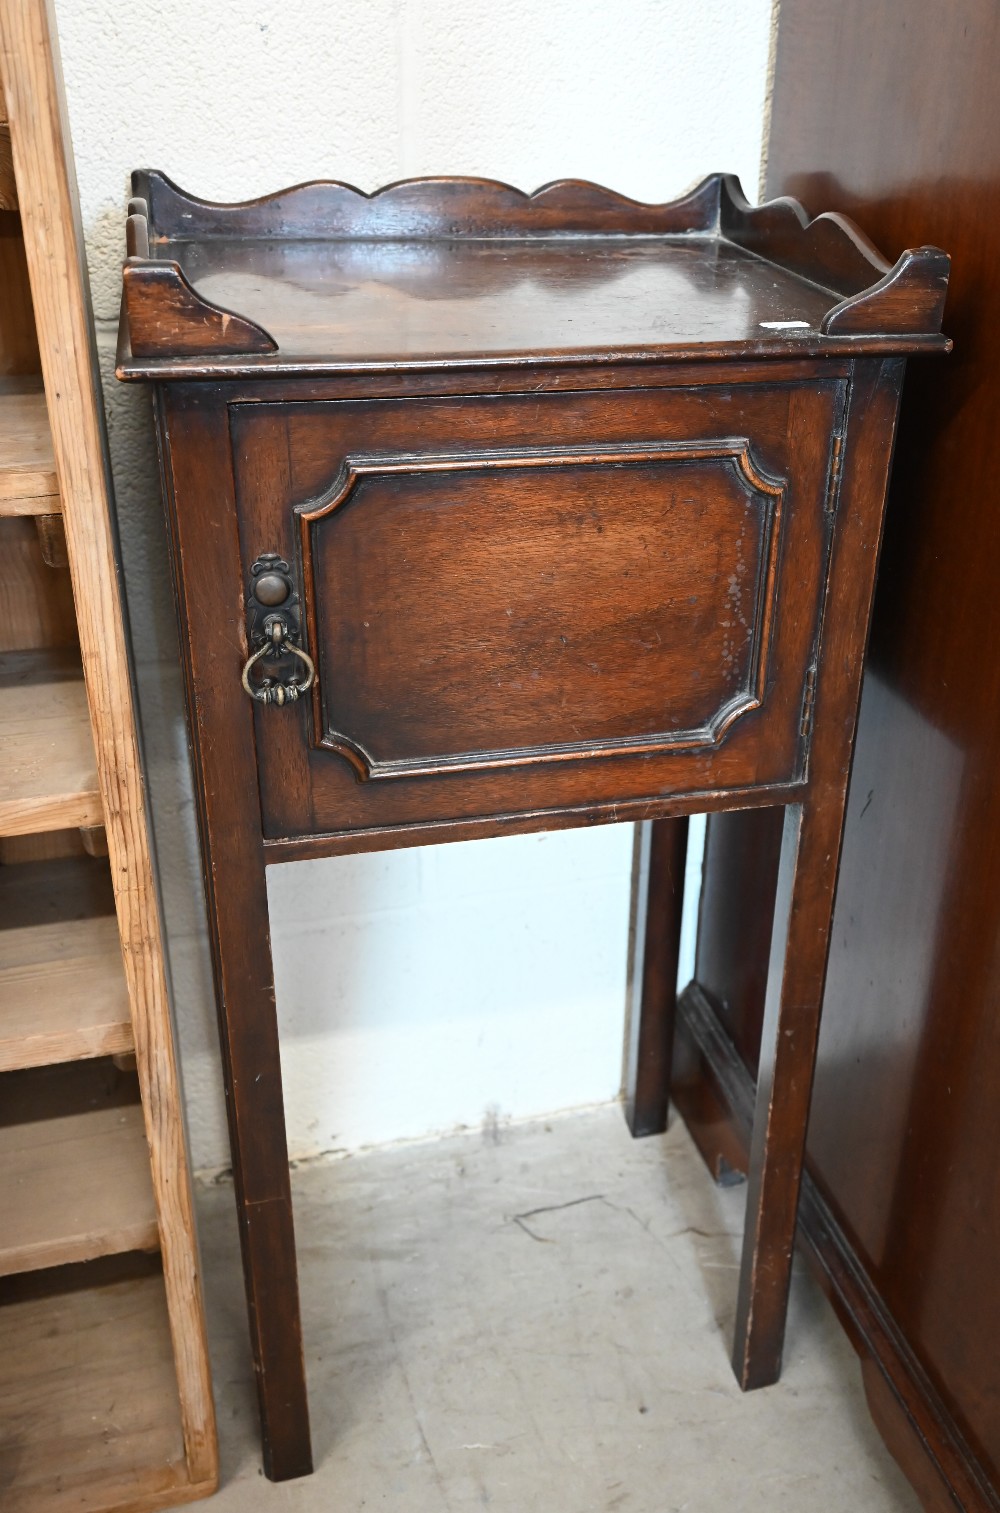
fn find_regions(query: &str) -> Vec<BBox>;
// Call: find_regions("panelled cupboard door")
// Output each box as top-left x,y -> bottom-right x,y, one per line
219,377 -> 843,848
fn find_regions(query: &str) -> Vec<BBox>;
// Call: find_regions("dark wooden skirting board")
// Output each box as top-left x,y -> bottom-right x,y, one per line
675,982 -> 999,1513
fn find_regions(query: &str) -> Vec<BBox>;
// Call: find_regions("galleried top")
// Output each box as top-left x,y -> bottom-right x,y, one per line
117,170 -> 950,378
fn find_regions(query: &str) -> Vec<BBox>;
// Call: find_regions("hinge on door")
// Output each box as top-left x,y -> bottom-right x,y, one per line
824,430 -> 846,516
800,665 -> 818,739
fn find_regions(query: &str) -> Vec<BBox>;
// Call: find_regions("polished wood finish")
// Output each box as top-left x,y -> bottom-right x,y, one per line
735,353 -> 903,1387
0,0 -> 217,1505
624,817 -> 688,1138
120,170 -> 947,1480
119,170 -> 948,375
226,379 -> 837,847
300,442 -> 782,776
123,257 -> 278,359
156,388 -> 313,1484
672,2 -> 1000,1507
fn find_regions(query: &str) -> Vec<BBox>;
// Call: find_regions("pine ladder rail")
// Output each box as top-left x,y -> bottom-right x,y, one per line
0,0 -> 217,1507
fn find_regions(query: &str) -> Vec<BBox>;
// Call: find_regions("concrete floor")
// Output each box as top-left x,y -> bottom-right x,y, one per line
195,1105 -> 920,1511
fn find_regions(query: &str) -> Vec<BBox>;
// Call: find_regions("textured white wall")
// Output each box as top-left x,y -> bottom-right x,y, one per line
54,0 -> 771,1170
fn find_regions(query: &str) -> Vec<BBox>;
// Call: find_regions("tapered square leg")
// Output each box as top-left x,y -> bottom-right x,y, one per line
158,392 -> 314,1479
207,856 -> 314,1481
728,359 -> 907,1386
624,817 -> 689,1138
731,797 -> 846,1389
241,1190 -> 313,1480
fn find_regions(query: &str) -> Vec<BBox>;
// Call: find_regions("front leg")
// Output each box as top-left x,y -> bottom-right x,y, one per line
732,357 -> 907,1386
204,841 -> 314,1481
156,389 -> 313,1479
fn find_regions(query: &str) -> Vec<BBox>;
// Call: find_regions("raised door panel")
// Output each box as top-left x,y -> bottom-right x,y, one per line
229,381 -> 841,847
301,443 -> 782,779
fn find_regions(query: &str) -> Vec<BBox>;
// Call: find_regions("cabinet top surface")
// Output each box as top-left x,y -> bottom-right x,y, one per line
117,172 -> 950,380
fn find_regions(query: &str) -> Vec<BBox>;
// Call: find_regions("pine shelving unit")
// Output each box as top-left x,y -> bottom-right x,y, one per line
0,2 -> 218,1509
0,387 -> 59,511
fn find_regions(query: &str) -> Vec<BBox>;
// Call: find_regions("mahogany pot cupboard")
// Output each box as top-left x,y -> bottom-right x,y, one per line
116,170 -> 949,1482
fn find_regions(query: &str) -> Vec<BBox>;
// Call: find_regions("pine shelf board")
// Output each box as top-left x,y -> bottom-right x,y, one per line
0,1062 -> 159,1276
0,649 -> 103,835
0,385 -> 59,513
0,856 -> 133,1070
0,1259 -> 212,1513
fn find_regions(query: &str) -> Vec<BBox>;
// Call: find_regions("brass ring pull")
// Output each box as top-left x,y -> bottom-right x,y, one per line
241,616 -> 315,706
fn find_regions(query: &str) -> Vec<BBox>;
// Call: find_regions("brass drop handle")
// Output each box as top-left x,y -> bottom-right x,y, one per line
241,615 -> 315,706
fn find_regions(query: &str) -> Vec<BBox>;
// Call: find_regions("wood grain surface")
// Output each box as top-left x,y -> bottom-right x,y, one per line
0,649 -> 102,834
0,855 -> 133,1070
0,0 -> 217,1497
0,382 -> 58,512
119,171 -> 949,373
678,2 -> 1000,1507
129,156 -> 945,1478
221,378 -> 838,847
0,1060 -> 158,1275
0,1258 -> 202,1513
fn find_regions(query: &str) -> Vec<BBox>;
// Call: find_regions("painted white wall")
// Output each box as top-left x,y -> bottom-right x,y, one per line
53,0 -> 771,1170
